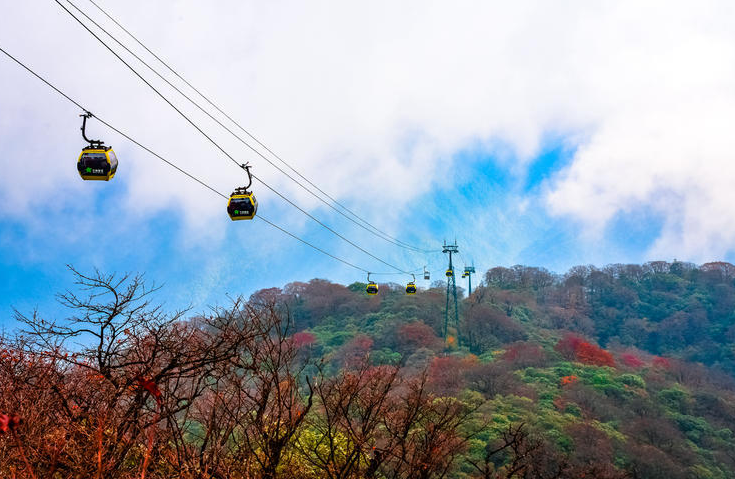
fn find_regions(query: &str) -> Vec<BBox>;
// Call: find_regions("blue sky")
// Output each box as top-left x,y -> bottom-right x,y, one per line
0,139 -> 663,323
3,1 -> 735,325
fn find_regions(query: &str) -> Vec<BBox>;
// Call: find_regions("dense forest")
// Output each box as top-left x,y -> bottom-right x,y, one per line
2,261 -> 735,478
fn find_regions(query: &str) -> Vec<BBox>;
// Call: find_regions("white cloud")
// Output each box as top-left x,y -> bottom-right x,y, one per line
544,2 -> 735,261
2,0 -> 735,264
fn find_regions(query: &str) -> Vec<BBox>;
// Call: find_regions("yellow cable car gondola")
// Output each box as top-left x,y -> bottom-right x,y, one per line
76,112 -> 118,181
366,273 -> 378,295
227,190 -> 257,220
227,164 -> 258,220
406,274 -> 417,295
446,268 -> 454,277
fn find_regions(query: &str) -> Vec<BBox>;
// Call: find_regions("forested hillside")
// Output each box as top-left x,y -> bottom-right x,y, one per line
2,262 -> 735,478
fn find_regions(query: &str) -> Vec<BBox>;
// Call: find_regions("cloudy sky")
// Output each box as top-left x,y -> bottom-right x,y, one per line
2,0 -> 735,322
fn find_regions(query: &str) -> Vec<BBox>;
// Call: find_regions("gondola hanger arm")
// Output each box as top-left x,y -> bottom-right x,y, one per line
239,162 -> 253,190
80,111 -> 104,148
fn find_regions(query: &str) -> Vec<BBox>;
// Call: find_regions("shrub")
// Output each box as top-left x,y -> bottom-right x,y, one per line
619,374 -> 646,389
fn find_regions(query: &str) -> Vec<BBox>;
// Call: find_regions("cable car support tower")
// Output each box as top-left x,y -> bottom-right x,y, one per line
463,265 -> 476,296
443,241 -> 459,339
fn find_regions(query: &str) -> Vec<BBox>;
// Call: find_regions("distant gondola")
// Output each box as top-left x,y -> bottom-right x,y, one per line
366,273 -> 378,295
406,274 -> 417,294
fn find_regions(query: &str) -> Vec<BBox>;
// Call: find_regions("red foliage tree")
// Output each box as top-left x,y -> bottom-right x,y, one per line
502,342 -> 548,368
428,355 -> 477,395
620,353 -> 645,368
397,322 -> 442,352
292,331 -> 317,349
652,356 -> 672,369
337,334 -> 374,368
462,304 -> 526,353
465,361 -> 517,398
576,342 -> 615,367
554,334 -> 585,360
554,334 -> 615,367
381,371 -> 480,479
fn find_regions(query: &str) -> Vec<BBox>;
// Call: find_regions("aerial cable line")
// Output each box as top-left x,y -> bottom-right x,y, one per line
63,0 -> 426,254
82,0 -> 439,254
64,0 -> 430,270
248,173 -> 415,274
86,0 -> 434,253
0,51 -> 220,197
0,44 -> 411,276
66,0 -> 434,254
458,251 -> 467,268
52,0 -> 413,274
55,0 -> 426,273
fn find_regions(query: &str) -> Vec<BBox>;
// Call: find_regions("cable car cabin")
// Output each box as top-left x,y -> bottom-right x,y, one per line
77,147 -> 118,181
406,282 -> 417,294
446,269 -> 454,277
227,192 -> 258,220
424,272 -> 430,280
366,281 -> 379,295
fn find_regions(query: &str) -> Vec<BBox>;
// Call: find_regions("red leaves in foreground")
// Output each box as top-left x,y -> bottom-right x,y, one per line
135,376 -> 162,406
0,413 -> 21,434
555,335 -> 615,367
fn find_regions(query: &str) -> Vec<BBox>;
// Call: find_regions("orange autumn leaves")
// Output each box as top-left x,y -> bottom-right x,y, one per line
560,375 -> 579,386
